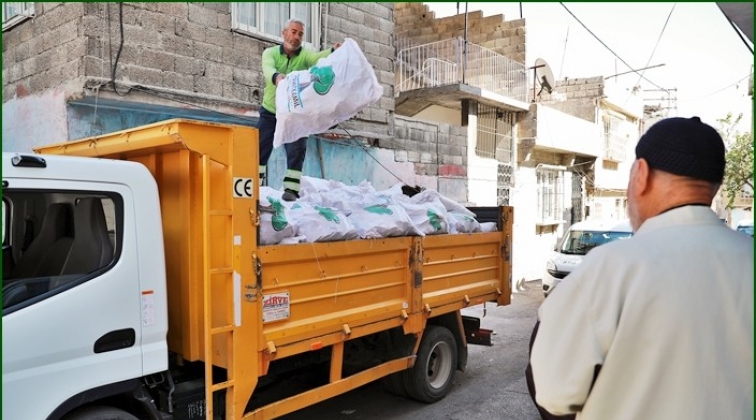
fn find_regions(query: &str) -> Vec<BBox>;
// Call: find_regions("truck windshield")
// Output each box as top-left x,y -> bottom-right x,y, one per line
559,230 -> 632,255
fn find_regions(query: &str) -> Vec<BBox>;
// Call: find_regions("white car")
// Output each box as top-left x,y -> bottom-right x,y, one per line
542,219 -> 633,296
734,219 -> 754,237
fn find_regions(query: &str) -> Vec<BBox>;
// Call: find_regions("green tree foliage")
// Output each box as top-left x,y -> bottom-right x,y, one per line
717,113 -> 754,208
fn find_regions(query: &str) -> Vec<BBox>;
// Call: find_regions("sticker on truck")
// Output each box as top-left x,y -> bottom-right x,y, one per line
233,177 -> 254,198
262,292 -> 290,323
141,290 -> 155,326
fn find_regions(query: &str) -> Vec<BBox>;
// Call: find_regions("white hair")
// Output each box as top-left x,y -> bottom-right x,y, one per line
284,18 -> 306,30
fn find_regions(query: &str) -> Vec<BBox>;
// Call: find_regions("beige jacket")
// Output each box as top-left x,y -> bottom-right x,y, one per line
531,206 -> 754,420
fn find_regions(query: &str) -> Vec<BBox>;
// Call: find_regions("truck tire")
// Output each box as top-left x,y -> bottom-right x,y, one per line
65,406 -> 139,420
381,371 -> 409,397
403,325 -> 457,403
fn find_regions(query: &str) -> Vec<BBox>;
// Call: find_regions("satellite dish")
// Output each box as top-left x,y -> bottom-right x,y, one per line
534,58 -> 555,95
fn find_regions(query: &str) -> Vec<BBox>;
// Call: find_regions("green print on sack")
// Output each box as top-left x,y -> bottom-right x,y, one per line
309,65 -> 336,95
315,206 -> 341,223
365,204 -> 393,215
268,197 -> 289,232
427,210 -> 442,232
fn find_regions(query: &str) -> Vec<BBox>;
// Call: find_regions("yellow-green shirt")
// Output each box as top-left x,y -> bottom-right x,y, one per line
261,45 -> 332,114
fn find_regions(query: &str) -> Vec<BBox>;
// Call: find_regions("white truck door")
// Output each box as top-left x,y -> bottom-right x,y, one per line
2,177 -> 144,420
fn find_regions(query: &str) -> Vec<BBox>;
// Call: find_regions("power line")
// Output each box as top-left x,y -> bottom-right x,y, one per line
677,73 -> 753,102
559,2 -> 665,90
632,3 -> 675,90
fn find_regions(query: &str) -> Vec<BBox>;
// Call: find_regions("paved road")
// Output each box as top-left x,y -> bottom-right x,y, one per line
280,281 -> 545,420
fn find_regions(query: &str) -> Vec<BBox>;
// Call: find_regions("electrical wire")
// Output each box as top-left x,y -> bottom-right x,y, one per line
559,2 -> 665,90
631,3 -> 675,91
337,126 -> 421,193
111,2 -> 130,96
677,73 -> 753,102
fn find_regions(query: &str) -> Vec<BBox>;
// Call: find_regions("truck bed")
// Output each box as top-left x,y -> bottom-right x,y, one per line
35,119 -> 513,419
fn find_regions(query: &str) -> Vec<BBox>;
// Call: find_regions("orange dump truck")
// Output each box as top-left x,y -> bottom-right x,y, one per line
2,119 -> 512,420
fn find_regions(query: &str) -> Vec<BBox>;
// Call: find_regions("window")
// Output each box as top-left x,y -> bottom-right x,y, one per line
2,199 -> 7,245
602,113 -> 632,162
476,104 -> 515,163
559,229 -> 632,255
2,2 -> 34,31
232,3 -> 321,47
2,190 -> 122,314
537,168 -> 564,224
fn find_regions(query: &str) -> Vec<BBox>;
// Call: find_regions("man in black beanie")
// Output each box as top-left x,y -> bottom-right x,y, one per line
527,117 -> 754,420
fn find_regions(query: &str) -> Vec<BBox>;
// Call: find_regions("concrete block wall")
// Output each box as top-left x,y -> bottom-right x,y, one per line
392,115 -> 467,169
394,2 -> 526,65
3,2 -> 395,137
391,116 -> 469,202
535,76 -> 604,122
2,3 -> 87,101
323,2 -> 395,136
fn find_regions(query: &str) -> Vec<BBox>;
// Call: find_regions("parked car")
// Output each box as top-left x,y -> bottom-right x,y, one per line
542,219 -> 633,296
735,219 -> 754,237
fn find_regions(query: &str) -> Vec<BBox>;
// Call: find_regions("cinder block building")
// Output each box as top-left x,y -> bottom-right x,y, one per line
393,3 -> 641,282
2,2 -> 642,283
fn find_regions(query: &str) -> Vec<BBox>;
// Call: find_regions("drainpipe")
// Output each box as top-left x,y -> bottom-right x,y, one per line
321,3 -> 329,50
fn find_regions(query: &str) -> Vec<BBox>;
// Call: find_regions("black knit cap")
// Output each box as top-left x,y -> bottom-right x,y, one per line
635,116 -> 725,183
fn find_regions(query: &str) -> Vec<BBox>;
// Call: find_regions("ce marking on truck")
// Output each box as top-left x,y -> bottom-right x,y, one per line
233,178 -> 254,198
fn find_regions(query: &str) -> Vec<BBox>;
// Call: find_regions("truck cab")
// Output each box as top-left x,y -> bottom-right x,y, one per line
2,152 -> 169,420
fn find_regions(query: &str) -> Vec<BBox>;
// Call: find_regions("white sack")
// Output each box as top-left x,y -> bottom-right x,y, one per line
347,193 -> 423,239
288,203 -> 359,243
259,187 -> 297,245
447,211 -> 482,234
274,38 -> 383,148
410,189 -> 476,218
400,199 -> 450,235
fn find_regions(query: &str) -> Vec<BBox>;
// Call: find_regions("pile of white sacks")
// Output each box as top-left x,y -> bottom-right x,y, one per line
259,176 -> 497,245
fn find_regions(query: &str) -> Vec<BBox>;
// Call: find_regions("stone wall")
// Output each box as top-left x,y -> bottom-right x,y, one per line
394,2 -> 526,65
2,2 -> 395,135
536,76 -> 605,122
390,116 -> 469,202
2,3 -> 86,100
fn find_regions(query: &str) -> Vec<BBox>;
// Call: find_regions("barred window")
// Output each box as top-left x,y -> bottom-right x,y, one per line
476,103 -> 515,164
602,114 -> 632,162
232,3 -> 320,48
536,168 -> 565,224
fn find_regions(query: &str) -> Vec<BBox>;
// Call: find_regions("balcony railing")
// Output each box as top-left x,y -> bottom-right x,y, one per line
396,37 -> 528,103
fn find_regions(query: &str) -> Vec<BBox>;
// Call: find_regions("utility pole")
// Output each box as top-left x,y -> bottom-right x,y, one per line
643,88 -> 678,117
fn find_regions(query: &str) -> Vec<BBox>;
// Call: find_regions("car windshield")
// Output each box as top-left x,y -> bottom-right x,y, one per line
559,230 -> 632,255
737,225 -> 754,236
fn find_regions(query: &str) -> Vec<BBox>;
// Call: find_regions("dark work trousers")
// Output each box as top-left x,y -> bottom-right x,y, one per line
257,107 -> 307,186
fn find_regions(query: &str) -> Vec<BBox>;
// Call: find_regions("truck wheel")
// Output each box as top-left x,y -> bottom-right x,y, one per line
403,325 -> 457,403
65,406 -> 139,420
381,371 -> 409,397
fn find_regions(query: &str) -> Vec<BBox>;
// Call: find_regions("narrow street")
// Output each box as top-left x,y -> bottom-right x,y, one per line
280,281 -> 545,420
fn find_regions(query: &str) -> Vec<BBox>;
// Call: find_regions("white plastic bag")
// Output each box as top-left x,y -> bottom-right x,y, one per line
447,211 -> 482,234
347,193 -> 423,239
274,38 -> 383,148
288,202 -> 358,243
259,187 -> 297,245
400,199 -> 450,235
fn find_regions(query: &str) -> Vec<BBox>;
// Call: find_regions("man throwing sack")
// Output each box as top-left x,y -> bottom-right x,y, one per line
259,18 -> 340,201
